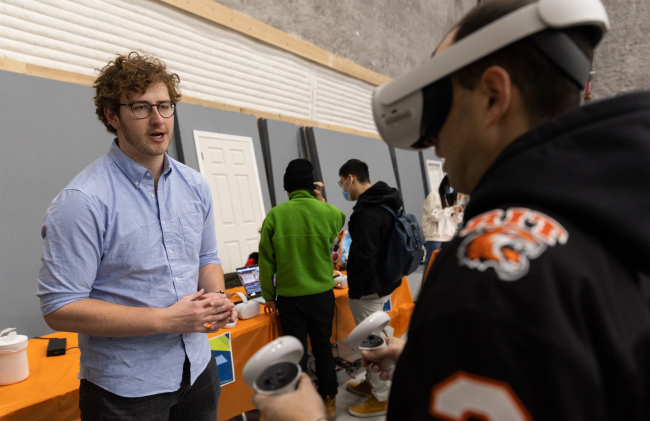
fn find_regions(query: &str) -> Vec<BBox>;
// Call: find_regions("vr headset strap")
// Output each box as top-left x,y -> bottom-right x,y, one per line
529,29 -> 592,89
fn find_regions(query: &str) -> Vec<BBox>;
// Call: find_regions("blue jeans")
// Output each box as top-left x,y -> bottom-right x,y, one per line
79,356 -> 220,421
422,241 -> 445,283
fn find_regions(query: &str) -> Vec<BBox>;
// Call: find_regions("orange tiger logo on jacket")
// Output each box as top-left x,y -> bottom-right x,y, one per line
458,208 -> 568,281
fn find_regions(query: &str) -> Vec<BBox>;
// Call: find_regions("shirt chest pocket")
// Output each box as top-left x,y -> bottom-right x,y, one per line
178,213 -> 203,257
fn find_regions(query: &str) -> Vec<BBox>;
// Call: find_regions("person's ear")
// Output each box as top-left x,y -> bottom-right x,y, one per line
348,175 -> 356,190
104,107 -> 121,132
478,66 -> 512,127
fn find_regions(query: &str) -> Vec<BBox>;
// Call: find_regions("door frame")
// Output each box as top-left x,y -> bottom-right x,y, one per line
426,159 -> 445,192
193,130 -> 267,216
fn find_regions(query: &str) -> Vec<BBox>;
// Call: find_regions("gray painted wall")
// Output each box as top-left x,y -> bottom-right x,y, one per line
394,149 -> 426,220
264,123 -> 429,227
311,128 -> 397,228
214,0 -> 649,100
590,0 -> 650,98
265,120 -> 302,206
214,0 -> 476,80
175,102 -> 272,214
0,70 -> 113,338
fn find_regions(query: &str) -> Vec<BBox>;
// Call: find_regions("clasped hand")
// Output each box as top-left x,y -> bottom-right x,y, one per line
165,289 -> 237,334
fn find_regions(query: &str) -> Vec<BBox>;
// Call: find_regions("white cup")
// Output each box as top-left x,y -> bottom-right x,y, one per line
0,328 -> 30,385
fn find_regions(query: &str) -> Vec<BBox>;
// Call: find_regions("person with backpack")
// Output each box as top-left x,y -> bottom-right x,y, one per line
338,158 -> 402,417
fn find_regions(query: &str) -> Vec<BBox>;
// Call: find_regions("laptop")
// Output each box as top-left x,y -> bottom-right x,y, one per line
235,265 -> 265,303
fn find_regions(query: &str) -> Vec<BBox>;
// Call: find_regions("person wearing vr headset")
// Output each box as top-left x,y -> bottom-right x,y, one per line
253,0 -> 650,420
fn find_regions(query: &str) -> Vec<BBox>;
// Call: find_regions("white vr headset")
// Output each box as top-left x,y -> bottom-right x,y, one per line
233,291 -> 260,320
372,0 -> 610,151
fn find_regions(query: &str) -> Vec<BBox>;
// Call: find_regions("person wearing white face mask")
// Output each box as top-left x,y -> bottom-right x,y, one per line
421,175 -> 464,281
337,158 -> 402,417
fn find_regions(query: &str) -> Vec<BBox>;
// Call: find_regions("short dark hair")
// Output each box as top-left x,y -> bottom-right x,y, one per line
452,0 -> 600,126
339,159 -> 370,183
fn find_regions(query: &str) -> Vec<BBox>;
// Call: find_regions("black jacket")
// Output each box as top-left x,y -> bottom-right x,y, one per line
389,92 -> 650,420
347,181 -> 403,300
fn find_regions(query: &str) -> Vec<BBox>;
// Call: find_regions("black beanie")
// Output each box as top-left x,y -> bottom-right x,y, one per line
284,159 -> 315,193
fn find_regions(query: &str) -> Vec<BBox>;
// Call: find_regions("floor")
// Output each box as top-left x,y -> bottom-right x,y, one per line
227,264 -> 425,421
228,369 -> 385,421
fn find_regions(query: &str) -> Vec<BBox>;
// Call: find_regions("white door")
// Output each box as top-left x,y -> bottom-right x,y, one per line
194,131 -> 266,273
427,159 -> 445,193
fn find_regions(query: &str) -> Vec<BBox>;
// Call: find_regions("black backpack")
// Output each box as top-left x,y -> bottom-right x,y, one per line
379,204 -> 424,283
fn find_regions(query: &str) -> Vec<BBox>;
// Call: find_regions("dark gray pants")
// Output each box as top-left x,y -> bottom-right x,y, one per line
79,356 -> 220,421
276,289 -> 338,398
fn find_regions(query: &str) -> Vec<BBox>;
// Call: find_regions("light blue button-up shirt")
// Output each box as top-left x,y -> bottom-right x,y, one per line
37,142 -> 221,397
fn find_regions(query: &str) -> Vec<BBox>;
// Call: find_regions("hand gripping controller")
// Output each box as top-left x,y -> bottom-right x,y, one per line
347,311 -> 396,380
243,335 -> 304,395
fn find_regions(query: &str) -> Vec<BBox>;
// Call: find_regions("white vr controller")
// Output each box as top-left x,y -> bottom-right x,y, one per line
233,292 -> 260,320
348,311 -> 396,380
243,335 -> 304,395
241,312 -> 395,395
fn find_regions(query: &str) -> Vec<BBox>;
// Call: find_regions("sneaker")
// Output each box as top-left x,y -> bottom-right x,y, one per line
323,395 -> 336,420
348,395 -> 387,418
346,380 -> 373,397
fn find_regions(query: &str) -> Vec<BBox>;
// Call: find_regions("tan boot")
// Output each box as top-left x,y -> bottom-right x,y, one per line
348,395 -> 387,418
346,380 -> 373,397
323,395 -> 336,420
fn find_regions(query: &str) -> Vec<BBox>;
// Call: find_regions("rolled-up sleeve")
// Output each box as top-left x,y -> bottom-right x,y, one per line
198,178 -> 221,267
37,190 -> 105,316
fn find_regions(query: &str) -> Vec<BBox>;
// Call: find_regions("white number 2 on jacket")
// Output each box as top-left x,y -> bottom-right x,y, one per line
430,371 -> 532,421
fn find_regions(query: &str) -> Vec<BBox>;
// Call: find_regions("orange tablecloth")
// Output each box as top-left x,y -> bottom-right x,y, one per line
0,332 -> 81,421
0,281 -> 413,421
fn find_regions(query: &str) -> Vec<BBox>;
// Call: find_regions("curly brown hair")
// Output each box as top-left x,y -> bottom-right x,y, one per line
94,51 -> 182,134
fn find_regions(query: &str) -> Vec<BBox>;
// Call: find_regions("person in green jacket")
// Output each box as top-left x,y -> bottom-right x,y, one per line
259,159 -> 346,420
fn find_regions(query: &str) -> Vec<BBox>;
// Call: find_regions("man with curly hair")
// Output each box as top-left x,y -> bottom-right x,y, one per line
37,51 -> 236,420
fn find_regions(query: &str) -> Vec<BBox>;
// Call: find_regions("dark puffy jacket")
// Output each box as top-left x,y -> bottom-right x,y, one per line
388,92 -> 650,420
347,181 -> 403,300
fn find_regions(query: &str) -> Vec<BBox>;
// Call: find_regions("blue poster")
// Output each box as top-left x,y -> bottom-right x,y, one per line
210,332 -> 235,386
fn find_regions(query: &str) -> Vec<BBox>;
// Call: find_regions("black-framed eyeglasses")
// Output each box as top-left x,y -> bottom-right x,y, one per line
119,102 -> 175,119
